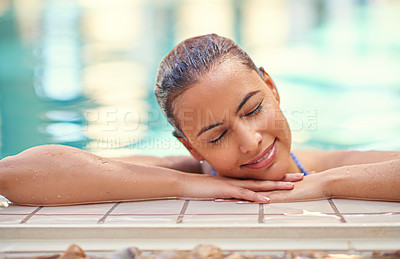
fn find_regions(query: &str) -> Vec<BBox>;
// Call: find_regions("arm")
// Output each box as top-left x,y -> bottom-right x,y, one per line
264,159 -> 400,202
109,155 -> 203,174
295,149 -> 400,173
0,145 -> 301,206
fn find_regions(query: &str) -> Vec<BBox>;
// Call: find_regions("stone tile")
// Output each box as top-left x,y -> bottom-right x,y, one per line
186,201 -> 258,214
263,214 -> 341,224
332,199 -> 400,213
264,200 -> 334,214
182,214 -> 258,225
26,215 -> 100,224
37,203 -> 115,215
352,239 -> 400,250
105,215 -> 178,224
343,213 -> 400,224
0,205 -> 38,215
111,200 -> 184,215
0,214 -> 27,224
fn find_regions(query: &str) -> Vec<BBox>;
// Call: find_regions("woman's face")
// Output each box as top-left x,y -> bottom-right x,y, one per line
174,59 -> 294,180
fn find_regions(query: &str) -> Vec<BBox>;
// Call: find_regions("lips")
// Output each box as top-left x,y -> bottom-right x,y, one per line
242,138 -> 277,170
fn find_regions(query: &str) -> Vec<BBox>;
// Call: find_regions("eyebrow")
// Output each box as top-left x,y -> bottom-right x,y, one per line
197,90 -> 261,137
197,122 -> 223,137
235,91 -> 260,114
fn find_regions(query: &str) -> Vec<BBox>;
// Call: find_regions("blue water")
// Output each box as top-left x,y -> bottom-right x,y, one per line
0,0 -> 399,159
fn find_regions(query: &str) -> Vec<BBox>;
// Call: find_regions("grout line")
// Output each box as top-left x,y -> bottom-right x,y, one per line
328,199 -> 347,223
258,203 -> 264,223
339,212 -> 400,215
178,213 -> 259,216
25,213 -> 112,216
97,202 -> 120,224
347,240 -> 356,251
20,207 -> 42,224
6,211 -> 396,216
176,200 -> 189,224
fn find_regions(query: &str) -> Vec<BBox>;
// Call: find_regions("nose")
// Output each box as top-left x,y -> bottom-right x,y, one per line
236,122 -> 262,154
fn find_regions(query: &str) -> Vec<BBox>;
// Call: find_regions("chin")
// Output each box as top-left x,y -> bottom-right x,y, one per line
260,171 -> 285,181
261,157 -> 289,181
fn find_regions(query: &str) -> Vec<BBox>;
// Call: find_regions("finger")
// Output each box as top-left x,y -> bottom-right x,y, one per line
236,201 -> 252,204
281,173 -> 304,182
215,198 -> 252,204
232,188 -> 270,203
215,198 -> 256,204
214,198 -> 240,202
179,197 -> 213,201
267,192 -> 290,203
259,190 -> 309,203
263,191 -> 325,203
234,180 -> 295,192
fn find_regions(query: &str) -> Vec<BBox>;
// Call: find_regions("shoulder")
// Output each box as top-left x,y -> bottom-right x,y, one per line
292,149 -> 354,172
291,149 -> 333,173
293,149 -> 400,172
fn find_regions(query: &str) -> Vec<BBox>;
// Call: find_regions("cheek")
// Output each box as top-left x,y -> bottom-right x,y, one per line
269,146 -> 291,179
202,148 -> 239,175
257,107 -> 289,137
253,108 -> 280,133
268,110 -> 286,132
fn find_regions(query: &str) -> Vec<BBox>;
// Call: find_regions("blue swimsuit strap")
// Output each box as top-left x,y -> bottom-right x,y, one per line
290,152 -> 309,176
210,152 -> 308,176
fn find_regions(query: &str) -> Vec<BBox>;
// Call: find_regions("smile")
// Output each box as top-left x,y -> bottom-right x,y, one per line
242,138 -> 277,169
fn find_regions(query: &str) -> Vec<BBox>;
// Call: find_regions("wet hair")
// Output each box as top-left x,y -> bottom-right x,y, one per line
154,33 -> 263,139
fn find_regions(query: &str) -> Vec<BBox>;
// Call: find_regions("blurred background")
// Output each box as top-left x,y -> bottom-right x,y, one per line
0,0 -> 399,159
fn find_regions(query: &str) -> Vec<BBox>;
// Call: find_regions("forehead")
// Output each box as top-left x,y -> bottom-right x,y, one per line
174,61 -> 264,137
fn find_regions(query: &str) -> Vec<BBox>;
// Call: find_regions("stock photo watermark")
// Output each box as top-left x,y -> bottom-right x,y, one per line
82,108 -> 318,149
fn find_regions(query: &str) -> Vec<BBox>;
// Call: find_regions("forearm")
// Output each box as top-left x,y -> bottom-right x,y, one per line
326,159 -> 400,201
0,145 -> 305,206
0,145 -> 186,206
110,155 -> 202,173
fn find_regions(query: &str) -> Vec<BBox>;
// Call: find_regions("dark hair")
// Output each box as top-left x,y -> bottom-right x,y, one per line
154,33 -> 263,139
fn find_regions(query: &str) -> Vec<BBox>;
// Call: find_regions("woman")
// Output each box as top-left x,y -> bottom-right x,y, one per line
0,34 -> 399,206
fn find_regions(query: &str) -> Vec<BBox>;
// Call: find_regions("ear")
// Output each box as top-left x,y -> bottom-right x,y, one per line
176,136 -> 205,161
261,67 -> 280,104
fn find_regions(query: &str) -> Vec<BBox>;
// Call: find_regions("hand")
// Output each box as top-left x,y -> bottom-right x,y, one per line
179,173 -> 304,203
258,173 -> 329,203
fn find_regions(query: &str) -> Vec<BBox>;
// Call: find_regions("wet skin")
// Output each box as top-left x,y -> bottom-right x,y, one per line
1,58 -> 399,205
174,59 -> 300,181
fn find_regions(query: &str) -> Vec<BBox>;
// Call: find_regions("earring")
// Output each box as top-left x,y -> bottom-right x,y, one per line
199,160 -> 205,174
258,67 -> 266,79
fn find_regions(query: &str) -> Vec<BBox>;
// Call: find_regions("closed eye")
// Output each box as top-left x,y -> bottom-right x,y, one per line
209,100 -> 263,145
244,101 -> 263,117
210,130 -> 227,144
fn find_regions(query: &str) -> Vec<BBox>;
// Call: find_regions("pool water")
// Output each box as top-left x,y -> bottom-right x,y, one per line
0,0 -> 399,159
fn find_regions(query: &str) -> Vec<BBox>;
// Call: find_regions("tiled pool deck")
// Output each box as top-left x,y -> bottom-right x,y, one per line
1,198 -> 399,257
